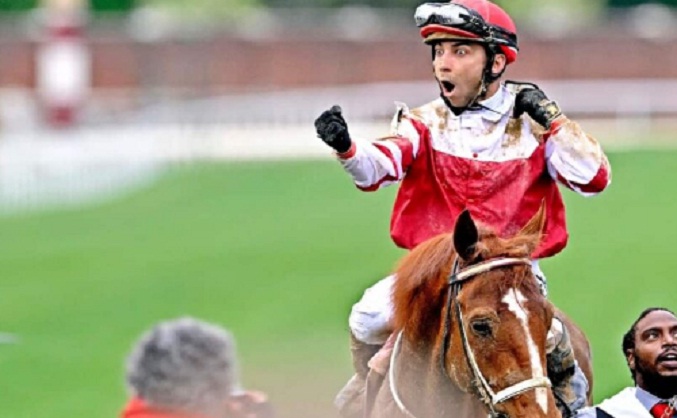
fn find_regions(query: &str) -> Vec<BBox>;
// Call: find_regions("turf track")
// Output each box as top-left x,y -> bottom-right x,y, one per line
0,151 -> 675,417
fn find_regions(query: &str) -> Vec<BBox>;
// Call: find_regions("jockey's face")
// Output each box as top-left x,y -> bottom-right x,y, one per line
432,40 -> 505,108
628,310 -> 677,394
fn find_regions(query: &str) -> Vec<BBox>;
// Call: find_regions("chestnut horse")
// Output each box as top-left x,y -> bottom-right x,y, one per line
367,208 -> 593,418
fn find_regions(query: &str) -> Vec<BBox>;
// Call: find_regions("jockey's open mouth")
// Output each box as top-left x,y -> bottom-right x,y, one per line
440,80 -> 455,95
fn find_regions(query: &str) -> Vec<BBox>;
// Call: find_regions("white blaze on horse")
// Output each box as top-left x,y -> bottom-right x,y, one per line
365,207 -> 593,418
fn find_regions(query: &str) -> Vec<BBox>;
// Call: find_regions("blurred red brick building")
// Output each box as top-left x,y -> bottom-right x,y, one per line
0,29 -> 675,93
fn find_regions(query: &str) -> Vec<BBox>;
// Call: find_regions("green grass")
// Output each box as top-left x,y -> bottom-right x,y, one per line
0,151 -> 675,417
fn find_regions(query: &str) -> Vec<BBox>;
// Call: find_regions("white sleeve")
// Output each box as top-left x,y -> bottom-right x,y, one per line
340,138 -> 401,190
545,119 -> 611,196
337,103 -> 422,191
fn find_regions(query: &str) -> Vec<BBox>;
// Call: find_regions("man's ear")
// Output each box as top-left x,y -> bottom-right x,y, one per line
626,349 -> 635,372
492,54 -> 507,76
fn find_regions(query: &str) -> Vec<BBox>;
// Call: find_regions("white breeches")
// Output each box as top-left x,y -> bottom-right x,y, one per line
349,260 -> 548,345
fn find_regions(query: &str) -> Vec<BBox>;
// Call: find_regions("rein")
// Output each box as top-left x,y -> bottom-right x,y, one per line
390,256 -> 552,418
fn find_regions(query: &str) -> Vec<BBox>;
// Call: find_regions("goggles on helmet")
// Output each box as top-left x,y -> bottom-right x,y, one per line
414,2 -> 517,50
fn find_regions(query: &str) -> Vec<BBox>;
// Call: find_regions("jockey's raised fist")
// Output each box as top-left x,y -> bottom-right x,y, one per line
513,87 -> 563,130
314,105 -> 352,154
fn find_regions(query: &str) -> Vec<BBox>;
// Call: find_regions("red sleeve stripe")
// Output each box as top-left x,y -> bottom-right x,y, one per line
373,142 -> 402,179
569,160 -> 610,193
557,159 -> 610,194
337,142 -> 357,159
356,174 -> 399,191
386,136 -> 415,171
352,140 -> 403,192
542,117 -> 568,143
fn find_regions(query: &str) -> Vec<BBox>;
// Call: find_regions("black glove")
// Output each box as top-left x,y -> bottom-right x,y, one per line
314,105 -> 352,153
513,88 -> 563,130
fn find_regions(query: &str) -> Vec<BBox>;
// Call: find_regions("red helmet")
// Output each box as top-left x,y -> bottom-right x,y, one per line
416,0 -> 518,64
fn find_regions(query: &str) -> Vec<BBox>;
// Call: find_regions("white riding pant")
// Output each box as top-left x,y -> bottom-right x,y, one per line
349,260 -> 548,345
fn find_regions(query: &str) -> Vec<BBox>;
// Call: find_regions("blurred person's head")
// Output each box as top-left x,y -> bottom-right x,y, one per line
124,317 -> 240,417
415,0 -> 518,110
622,307 -> 677,398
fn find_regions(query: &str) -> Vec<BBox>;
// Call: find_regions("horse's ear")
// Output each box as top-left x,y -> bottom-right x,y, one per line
454,210 -> 479,261
519,201 -> 546,239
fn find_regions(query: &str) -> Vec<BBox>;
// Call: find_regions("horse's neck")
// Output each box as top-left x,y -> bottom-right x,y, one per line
391,337 -> 487,418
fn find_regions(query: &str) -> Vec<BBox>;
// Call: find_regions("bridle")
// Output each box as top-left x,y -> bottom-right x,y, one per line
390,256 -> 552,418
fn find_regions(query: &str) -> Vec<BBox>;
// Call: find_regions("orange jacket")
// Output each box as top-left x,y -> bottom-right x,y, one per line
121,398 -> 208,418
121,395 -> 274,418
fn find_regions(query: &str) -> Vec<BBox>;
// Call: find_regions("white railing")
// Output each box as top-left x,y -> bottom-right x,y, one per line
4,79 -> 677,128
1,79 -> 676,214
83,79 -> 677,127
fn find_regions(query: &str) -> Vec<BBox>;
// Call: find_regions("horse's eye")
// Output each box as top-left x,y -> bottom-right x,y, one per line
470,320 -> 493,337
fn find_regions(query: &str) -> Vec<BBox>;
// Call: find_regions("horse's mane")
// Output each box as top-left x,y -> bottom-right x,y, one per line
391,225 -> 541,343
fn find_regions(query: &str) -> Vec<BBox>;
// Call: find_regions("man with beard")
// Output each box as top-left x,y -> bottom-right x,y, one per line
314,0 -> 610,417
577,308 -> 677,418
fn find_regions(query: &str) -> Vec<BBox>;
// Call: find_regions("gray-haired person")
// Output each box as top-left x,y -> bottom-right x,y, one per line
121,317 -> 273,418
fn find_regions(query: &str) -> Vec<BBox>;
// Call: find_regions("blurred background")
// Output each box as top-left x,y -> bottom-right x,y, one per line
0,0 -> 676,417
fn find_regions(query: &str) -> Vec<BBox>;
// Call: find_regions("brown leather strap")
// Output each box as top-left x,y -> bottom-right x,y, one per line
364,370 -> 386,418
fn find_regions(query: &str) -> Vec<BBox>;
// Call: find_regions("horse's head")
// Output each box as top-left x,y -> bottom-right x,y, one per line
392,206 -> 560,418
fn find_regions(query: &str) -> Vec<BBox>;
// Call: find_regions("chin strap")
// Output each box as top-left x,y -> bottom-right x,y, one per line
437,44 -> 506,116
439,82 -> 502,116
439,79 -> 485,116
441,94 -> 467,116
482,45 -> 506,84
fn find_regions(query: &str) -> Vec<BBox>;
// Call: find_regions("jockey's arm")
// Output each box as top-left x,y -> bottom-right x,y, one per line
337,117 -> 421,192
544,116 -> 612,196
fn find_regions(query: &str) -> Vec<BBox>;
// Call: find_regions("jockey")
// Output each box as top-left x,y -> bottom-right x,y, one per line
314,0 -> 611,417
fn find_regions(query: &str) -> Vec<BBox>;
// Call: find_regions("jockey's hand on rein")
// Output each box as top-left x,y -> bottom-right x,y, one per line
314,105 -> 352,153
513,87 -> 563,130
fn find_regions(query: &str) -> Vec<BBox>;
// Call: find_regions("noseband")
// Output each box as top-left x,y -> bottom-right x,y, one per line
390,256 -> 552,418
